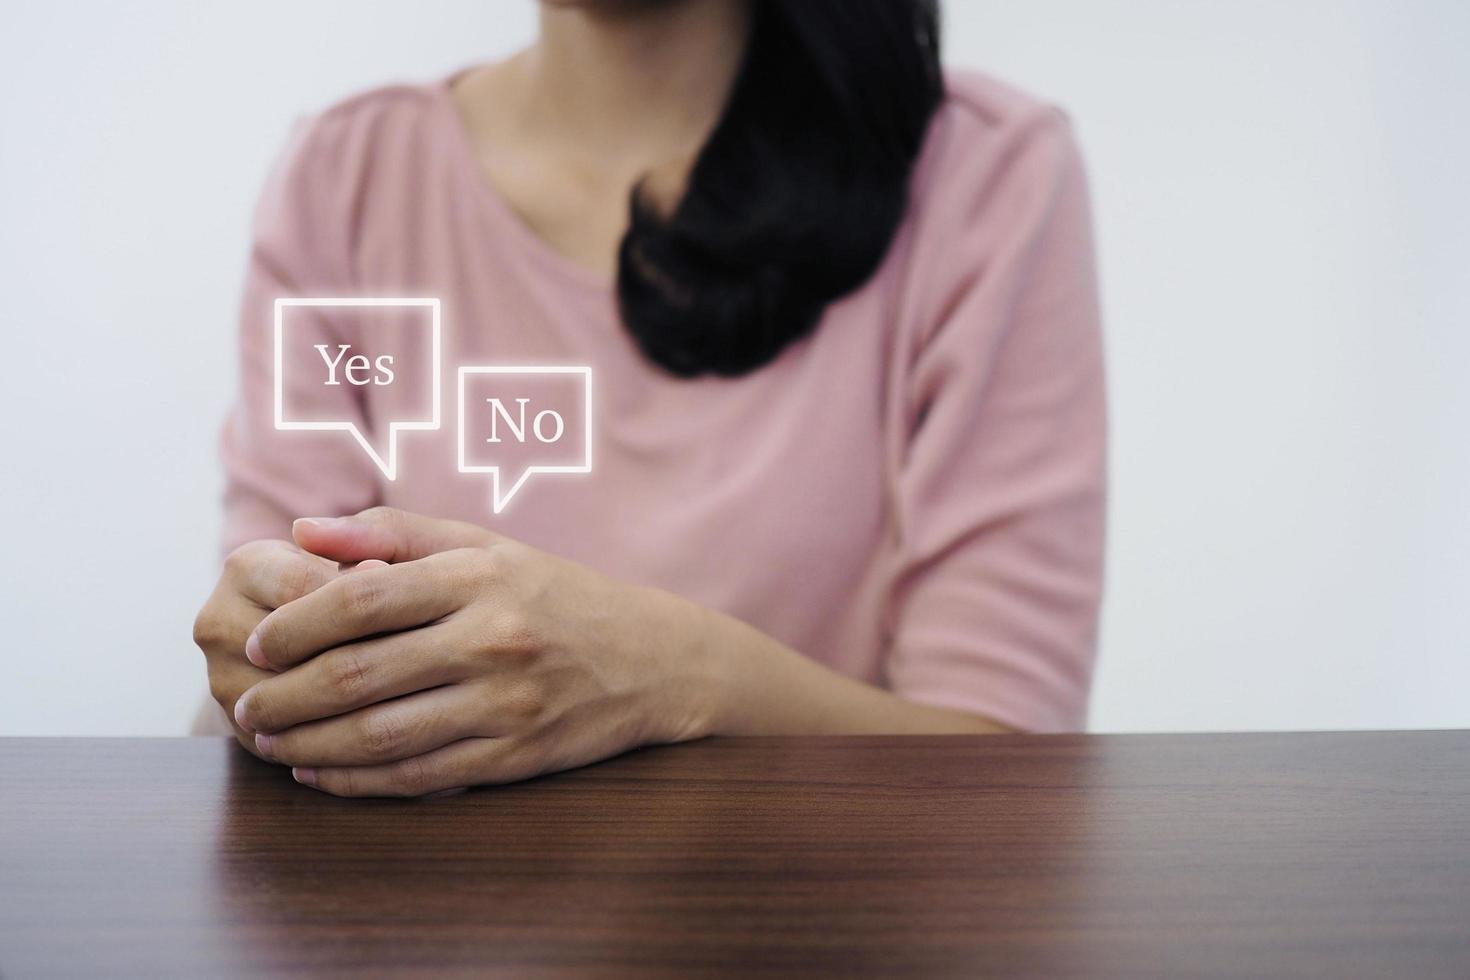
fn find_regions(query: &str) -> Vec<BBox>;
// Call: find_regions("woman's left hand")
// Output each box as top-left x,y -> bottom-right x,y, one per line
232,508 -> 719,797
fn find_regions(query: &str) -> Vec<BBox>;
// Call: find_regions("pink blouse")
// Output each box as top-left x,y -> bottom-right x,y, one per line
219,69 -> 1107,732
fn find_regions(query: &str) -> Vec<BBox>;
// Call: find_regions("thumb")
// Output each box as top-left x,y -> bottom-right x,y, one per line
292,507 -> 498,564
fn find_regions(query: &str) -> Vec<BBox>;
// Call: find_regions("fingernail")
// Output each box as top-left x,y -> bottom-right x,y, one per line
293,767 -> 317,786
254,733 -> 273,757
233,694 -> 255,733
294,517 -> 347,530
244,632 -> 267,668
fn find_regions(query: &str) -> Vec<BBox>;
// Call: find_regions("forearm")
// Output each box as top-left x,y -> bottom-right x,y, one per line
656,589 -> 1011,737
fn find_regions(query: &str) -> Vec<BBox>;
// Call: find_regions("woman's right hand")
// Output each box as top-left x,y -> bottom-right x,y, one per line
192,540 -> 340,757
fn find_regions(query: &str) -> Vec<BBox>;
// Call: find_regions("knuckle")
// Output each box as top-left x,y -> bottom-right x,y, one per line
328,648 -> 373,701
253,615 -> 288,667
493,607 -> 541,651
503,739 -> 550,784
206,673 -> 233,709
221,543 -> 255,579
392,756 -> 433,796
334,767 -> 358,797
340,573 -> 385,622
475,542 -> 514,585
243,690 -> 274,733
360,506 -> 404,534
223,539 -> 280,578
477,737 -> 544,786
191,605 -> 225,652
502,677 -> 548,725
361,711 -> 406,760
277,556 -> 319,604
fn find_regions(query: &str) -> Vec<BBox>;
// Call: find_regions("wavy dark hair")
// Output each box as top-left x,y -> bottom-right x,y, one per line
617,0 -> 943,377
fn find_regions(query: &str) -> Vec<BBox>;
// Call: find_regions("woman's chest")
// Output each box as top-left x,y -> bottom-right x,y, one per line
357,201 -> 901,637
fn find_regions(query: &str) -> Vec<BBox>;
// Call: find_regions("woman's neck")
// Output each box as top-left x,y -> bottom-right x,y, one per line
447,1 -> 751,278
518,0 -> 750,175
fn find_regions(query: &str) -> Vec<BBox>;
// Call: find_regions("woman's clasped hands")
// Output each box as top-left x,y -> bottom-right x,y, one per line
193,507 -> 720,797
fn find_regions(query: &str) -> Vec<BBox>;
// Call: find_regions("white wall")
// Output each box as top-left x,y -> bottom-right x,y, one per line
1,2 -> 1465,735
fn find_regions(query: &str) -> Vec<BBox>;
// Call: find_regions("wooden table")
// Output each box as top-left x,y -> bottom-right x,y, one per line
2,733 -> 1467,978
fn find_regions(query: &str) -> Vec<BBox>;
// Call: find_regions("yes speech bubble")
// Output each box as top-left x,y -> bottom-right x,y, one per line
274,298 -> 441,480
457,366 -> 592,514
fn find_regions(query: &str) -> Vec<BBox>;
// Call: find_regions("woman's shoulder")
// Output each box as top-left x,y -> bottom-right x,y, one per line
277,79 -> 450,170
249,78 -> 464,282
316,79 -> 442,122
912,68 -> 1085,211
940,68 -> 1066,131
880,70 -> 1094,348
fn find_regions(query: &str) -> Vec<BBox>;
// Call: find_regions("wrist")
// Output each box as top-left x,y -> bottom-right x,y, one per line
631,585 -> 731,744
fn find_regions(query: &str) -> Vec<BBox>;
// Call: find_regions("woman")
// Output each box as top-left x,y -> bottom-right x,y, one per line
192,0 -> 1106,797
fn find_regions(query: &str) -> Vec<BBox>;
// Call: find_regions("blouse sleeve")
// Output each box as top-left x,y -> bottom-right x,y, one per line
216,113 -> 381,556
884,110 -> 1107,732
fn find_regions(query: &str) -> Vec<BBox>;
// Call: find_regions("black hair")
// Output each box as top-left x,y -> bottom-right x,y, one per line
617,0 -> 943,377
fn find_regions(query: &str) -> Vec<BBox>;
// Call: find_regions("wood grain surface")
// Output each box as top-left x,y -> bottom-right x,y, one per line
2,732 -> 1467,978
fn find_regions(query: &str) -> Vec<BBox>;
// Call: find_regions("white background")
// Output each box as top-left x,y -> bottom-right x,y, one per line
1,2 -> 1466,735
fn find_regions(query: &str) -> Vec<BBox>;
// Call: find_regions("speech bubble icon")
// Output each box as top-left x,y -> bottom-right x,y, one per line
457,366 -> 593,514
274,297 -> 441,480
